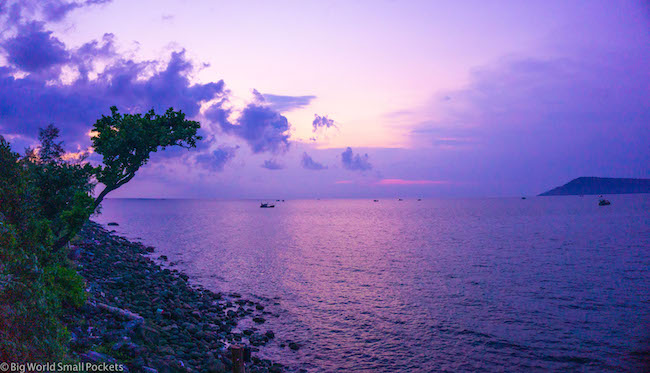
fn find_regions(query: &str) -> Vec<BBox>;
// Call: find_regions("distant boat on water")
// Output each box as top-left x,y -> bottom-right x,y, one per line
373,199 -> 379,202
417,198 -> 422,201
398,198 -> 403,201
260,202 -> 275,208
598,199 -> 611,206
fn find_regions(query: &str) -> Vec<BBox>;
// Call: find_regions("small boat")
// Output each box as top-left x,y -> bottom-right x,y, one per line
598,199 -> 611,206
521,197 -> 526,200
398,198 -> 403,201
417,198 -> 422,201
373,199 -> 379,202
260,202 -> 275,208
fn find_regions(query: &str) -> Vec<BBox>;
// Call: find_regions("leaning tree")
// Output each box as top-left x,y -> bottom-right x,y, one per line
52,106 -> 201,249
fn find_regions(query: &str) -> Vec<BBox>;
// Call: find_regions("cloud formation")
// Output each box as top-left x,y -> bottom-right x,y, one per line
3,21 -> 69,74
301,152 -> 327,170
207,90 -> 291,154
0,48 -> 225,145
262,93 -> 316,112
195,145 -> 238,172
0,0 -> 225,153
341,147 -> 372,171
261,159 -> 284,170
312,114 -> 336,132
2,0 -> 111,25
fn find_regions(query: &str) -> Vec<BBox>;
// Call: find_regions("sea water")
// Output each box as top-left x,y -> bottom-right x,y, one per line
94,195 -> 650,372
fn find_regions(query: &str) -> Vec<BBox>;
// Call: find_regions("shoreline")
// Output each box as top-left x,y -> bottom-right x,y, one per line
67,221 -> 285,373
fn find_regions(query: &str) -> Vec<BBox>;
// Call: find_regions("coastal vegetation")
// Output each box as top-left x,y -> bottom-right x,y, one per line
0,106 -> 200,362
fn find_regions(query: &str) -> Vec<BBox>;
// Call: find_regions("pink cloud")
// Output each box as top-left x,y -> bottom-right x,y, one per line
335,180 -> 354,184
377,179 -> 448,185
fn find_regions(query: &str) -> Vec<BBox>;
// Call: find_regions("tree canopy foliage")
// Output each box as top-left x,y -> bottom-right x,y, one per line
92,106 -> 201,209
0,106 -> 202,361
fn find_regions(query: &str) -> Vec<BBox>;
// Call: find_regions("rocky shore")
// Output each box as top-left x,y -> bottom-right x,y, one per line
65,222 -> 285,373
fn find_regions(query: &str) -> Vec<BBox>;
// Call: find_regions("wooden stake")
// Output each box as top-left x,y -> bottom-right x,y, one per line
231,345 -> 246,373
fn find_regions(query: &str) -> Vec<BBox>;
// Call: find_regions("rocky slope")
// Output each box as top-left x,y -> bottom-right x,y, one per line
65,222 -> 286,373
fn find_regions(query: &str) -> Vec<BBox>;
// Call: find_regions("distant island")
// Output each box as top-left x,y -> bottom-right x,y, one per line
539,177 -> 650,196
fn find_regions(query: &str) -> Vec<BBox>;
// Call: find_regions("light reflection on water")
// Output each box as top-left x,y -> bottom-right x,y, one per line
94,196 -> 650,372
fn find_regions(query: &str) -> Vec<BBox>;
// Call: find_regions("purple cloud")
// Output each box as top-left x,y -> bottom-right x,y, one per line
341,147 -> 372,171
0,49 -> 225,145
261,159 -> 284,170
262,93 -> 316,112
195,145 -> 238,172
0,0 -> 226,149
2,21 -> 69,74
301,152 -> 327,170
312,114 -> 336,132
208,100 -> 291,154
3,0 -> 112,25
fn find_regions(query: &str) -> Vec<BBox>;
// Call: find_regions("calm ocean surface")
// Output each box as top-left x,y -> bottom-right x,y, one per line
93,195 -> 650,372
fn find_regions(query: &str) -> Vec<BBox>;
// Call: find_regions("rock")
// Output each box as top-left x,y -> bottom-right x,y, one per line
288,342 -> 300,351
96,303 -> 144,323
70,223 -> 283,373
249,333 -> 268,346
107,222 -> 119,226
172,308 -> 184,320
205,358 -> 227,373
80,351 -> 117,363
134,324 -> 160,344
112,341 -> 140,358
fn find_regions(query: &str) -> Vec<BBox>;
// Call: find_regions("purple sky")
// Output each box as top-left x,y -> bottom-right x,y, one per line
1,0 -> 648,198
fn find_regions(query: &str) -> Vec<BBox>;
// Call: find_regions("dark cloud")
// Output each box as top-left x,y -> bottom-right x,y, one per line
195,145 -> 238,172
42,1 -> 81,22
341,147 -> 372,171
261,93 -> 316,112
261,159 -> 284,170
208,101 -> 291,154
0,0 -> 226,148
301,152 -> 327,170
2,0 -> 111,25
312,114 -> 336,132
2,21 -> 69,74
0,48 -> 226,145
